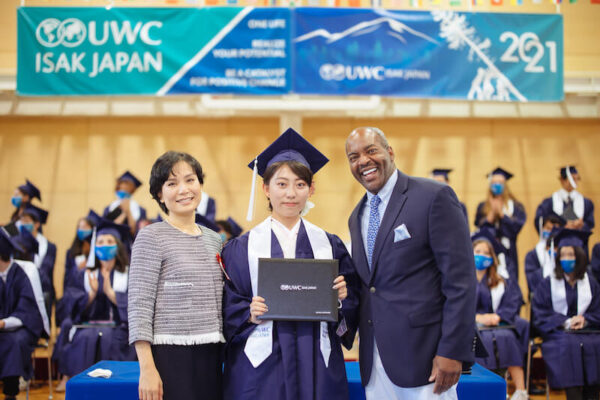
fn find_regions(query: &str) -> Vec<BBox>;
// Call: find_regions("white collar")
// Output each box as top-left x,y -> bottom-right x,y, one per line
366,169 -> 398,205
558,188 -> 578,201
270,216 -> 301,236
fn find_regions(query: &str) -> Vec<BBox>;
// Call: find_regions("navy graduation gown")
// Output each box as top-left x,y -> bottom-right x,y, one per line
0,263 -> 44,380
221,222 -> 360,400
534,196 -> 595,234
475,201 -> 526,280
532,276 -> 600,388
592,243 -> 600,285
38,240 -> 56,305
53,268 -> 134,377
460,202 -> 469,227
475,275 -> 528,369
525,248 -> 544,294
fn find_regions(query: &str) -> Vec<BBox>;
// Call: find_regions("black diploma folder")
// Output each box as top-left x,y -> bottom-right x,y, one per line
257,258 -> 339,322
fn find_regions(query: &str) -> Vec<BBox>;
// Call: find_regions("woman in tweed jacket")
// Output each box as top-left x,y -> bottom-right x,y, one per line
128,151 -> 224,400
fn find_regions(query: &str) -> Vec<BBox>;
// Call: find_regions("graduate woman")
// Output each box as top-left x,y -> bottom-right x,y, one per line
471,228 -> 528,400
532,228 -> 600,400
474,167 -> 526,280
128,151 -> 224,400
53,218 -> 135,391
221,128 -> 360,400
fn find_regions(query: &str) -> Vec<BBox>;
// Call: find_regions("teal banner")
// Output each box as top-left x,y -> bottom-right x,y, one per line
17,7 -> 290,95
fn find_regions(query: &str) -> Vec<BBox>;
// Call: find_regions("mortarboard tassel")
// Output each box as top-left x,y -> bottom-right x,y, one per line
246,158 -> 259,222
538,216 -> 543,238
565,165 -> 577,190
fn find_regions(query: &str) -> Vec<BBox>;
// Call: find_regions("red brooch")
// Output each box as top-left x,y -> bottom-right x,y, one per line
216,254 -> 231,281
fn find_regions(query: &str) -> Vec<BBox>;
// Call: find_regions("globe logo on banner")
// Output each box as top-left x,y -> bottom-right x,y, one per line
319,64 -> 345,81
36,18 -> 86,48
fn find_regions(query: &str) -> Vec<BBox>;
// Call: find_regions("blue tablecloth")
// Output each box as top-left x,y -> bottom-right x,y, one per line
67,361 -> 506,400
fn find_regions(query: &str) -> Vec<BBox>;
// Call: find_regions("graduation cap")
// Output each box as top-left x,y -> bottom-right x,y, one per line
95,218 -> 131,242
86,209 -> 102,227
246,128 -> 329,221
18,179 -> 41,202
553,228 -> 592,249
195,213 -> 220,232
22,204 -> 49,225
559,165 -> 578,189
487,167 -> 513,181
471,227 -> 507,257
430,168 -> 453,181
117,171 -> 142,188
13,228 -> 39,256
227,217 -> 243,238
0,227 -> 24,258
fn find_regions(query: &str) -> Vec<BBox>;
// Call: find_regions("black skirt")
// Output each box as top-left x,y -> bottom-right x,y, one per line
152,343 -> 222,400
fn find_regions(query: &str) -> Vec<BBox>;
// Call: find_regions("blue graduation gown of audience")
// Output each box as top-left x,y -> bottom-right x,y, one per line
34,233 -> 57,311
532,275 -> 600,389
475,274 -> 528,370
475,202 -> 526,280
0,262 -> 44,381
53,267 -> 135,377
221,222 -> 359,400
534,196 -> 595,234
524,241 -> 552,294
592,243 -> 600,286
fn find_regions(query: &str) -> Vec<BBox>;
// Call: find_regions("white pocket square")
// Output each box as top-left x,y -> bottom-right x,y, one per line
394,224 -> 411,243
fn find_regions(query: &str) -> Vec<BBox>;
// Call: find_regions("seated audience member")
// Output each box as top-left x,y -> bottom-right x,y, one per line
532,229 -> 600,400
18,204 -> 56,324
215,217 -> 243,244
103,171 -> 147,235
474,167 -> 526,280
592,243 -> 600,285
525,213 -> 566,293
430,168 -> 469,225
53,219 -> 135,392
7,179 -> 41,226
534,166 -> 594,233
472,229 -> 528,400
0,229 -> 47,400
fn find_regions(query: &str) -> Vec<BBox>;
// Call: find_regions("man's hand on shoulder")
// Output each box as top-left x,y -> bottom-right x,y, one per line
428,355 -> 462,394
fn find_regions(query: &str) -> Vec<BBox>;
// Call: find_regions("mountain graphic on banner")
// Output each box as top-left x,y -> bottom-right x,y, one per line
294,17 -> 439,45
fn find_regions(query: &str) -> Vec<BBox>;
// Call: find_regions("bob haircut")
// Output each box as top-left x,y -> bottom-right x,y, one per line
149,151 -> 205,214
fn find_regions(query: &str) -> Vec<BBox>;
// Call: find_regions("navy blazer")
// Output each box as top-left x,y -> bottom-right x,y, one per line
348,170 -> 476,388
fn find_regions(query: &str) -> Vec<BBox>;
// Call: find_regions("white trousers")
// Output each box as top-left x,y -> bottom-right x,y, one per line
365,341 -> 458,400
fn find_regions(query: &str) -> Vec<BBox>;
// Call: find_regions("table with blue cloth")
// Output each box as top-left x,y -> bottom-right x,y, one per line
67,361 -> 506,400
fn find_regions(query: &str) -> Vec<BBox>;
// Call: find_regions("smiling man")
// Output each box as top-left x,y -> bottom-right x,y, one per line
346,127 -> 477,400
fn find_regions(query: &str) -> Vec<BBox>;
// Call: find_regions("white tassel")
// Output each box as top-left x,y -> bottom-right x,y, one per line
538,216 -> 543,237
246,158 -> 258,222
566,165 -> 577,190
86,227 -> 97,268
550,238 -> 556,278
301,200 -> 315,217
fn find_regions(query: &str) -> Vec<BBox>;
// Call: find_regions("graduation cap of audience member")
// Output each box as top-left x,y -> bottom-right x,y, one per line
195,213 -> 220,232
22,204 -> 49,225
117,171 -> 142,188
86,209 -> 102,227
18,179 -> 41,202
13,228 -> 39,259
227,217 -> 243,238
559,165 -> 579,189
430,168 -> 453,180
0,227 -> 24,258
471,227 -> 508,257
551,228 -> 592,250
246,127 -> 329,221
487,167 -> 513,181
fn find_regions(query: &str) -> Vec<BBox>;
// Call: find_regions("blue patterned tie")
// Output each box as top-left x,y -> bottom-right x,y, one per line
367,195 -> 381,269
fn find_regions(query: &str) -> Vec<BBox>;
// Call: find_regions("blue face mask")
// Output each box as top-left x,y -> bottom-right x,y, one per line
219,232 -> 227,243
490,182 -> 505,196
560,259 -> 576,274
77,229 -> 93,241
474,254 -> 494,270
95,245 -> 118,261
541,230 -> 551,240
20,223 -> 34,233
116,190 -> 132,200
11,196 -> 22,208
